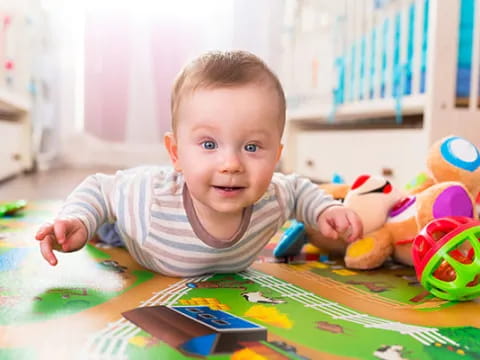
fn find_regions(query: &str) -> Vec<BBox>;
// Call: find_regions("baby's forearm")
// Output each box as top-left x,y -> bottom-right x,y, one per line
282,173 -> 342,227
58,174 -> 116,239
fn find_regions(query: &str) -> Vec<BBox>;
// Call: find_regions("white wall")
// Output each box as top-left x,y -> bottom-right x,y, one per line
40,0 -> 286,169
37,0 -> 84,169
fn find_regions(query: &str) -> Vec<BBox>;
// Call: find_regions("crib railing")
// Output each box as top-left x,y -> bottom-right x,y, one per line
288,0 -> 480,129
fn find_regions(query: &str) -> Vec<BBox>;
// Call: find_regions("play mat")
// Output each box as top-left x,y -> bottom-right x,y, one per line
1,201 -> 479,360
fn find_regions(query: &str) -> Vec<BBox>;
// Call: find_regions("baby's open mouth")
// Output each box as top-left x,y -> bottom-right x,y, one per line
213,186 -> 244,192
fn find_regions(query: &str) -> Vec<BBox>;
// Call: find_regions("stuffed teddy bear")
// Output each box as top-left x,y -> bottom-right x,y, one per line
308,135 -> 480,270
310,176 -> 403,256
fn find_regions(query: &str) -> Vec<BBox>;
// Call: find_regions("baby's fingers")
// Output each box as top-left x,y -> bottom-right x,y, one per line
39,235 -> 58,266
35,223 -> 54,240
346,212 -> 364,243
54,220 -> 68,246
332,216 -> 350,234
319,219 -> 338,240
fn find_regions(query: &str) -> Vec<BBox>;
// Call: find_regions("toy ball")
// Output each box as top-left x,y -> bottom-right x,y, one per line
412,216 -> 480,301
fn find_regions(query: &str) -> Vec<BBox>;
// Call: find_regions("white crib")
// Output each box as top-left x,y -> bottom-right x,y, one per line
282,0 -> 480,187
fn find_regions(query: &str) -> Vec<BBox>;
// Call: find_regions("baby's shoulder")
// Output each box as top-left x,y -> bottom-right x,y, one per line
270,172 -> 296,190
149,166 -> 184,196
115,166 -> 182,194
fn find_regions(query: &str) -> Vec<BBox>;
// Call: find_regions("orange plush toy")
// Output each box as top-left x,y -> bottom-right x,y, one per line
308,135 -> 480,270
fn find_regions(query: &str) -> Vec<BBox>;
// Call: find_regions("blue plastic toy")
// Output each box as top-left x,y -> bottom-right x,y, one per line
273,220 -> 306,257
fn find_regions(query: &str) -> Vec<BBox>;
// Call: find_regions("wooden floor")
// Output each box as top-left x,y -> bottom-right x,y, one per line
0,167 -> 120,201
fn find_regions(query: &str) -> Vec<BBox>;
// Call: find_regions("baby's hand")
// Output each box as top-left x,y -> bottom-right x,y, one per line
35,218 -> 88,266
317,206 -> 363,243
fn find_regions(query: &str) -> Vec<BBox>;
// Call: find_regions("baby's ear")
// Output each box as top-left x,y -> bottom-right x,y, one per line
164,132 -> 182,172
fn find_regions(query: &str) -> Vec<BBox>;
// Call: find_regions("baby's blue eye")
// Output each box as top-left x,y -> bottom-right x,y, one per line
245,144 -> 257,152
202,141 -> 217,150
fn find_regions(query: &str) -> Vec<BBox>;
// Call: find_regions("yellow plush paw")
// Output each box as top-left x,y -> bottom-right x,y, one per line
346,237 -> 375,258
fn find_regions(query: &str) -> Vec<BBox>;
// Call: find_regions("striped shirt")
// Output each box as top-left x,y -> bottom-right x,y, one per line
59,166 -> 340,277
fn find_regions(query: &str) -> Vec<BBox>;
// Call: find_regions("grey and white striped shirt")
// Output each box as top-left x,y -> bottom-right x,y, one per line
59,166 -> 339,277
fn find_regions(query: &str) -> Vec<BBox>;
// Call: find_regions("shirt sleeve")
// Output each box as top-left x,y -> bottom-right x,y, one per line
273,172 -> 342,228
57,172 -> 120,240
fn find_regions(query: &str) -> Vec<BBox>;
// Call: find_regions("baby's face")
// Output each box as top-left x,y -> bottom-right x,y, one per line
173,84 -> 283,219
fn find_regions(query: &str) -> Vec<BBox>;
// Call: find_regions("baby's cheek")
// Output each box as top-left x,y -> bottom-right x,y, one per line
257,177 -> 274,195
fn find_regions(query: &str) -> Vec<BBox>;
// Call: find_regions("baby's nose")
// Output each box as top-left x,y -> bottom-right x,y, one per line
220,152 -> 243,173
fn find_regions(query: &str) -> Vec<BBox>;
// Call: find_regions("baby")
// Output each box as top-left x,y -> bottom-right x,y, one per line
35,50 -> 363,276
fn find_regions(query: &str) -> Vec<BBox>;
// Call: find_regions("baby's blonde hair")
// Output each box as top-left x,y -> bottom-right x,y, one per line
170,50 -> 286,133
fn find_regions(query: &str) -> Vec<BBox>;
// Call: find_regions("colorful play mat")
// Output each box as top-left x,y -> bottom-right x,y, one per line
1,201 -> 479,359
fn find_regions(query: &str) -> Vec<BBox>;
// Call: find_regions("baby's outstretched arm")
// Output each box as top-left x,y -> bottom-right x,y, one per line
34,172 -> 121,265
317,206 -> 363,243
35,218 -> 88,265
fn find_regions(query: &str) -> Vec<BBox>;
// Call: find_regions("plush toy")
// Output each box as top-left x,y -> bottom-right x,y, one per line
308,135 -> 480,270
